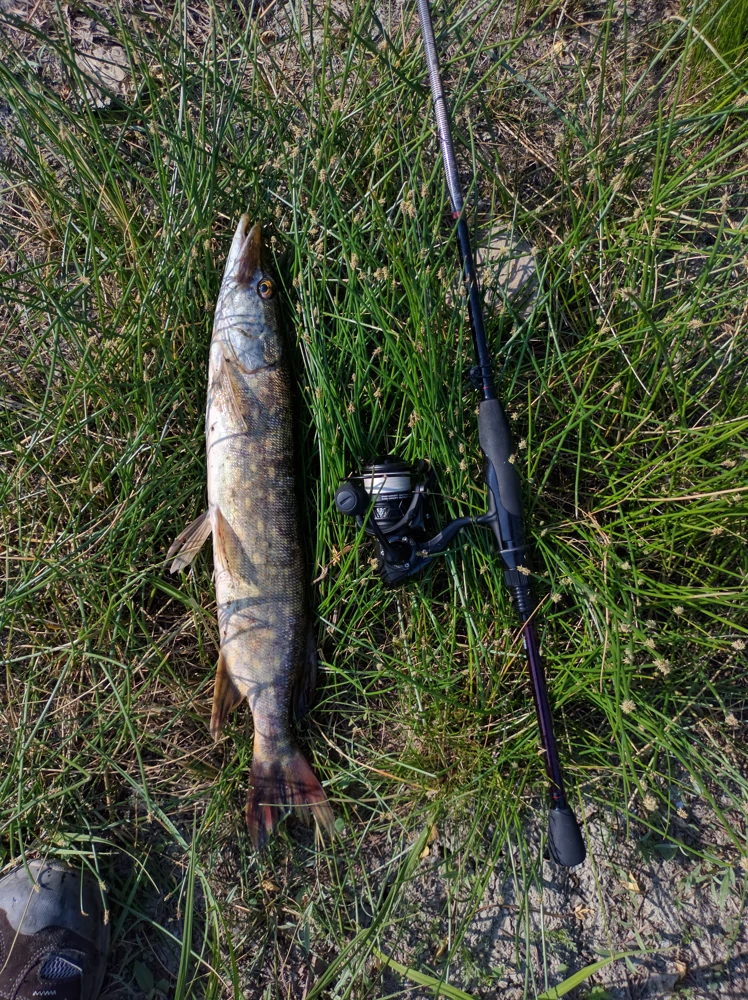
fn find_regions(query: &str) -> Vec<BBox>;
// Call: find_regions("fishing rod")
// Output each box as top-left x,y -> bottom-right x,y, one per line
335,2 -> 585,866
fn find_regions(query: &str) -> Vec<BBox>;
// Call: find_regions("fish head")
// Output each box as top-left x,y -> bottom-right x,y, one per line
214,215 -> 282,370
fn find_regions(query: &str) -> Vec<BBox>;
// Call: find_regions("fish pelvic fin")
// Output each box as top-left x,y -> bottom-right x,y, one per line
168,510 -> 212,573
246,741 -> 334,850
210,648 -> 244,740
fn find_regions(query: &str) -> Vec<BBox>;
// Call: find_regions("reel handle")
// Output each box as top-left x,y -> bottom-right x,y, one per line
335,480 -> 413,568
334,481 -> 370,517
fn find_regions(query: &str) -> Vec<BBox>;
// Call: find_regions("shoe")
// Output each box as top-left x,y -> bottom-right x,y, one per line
0,859 -> 110,1000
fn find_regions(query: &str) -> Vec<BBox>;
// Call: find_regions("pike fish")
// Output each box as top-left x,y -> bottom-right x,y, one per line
168,215 -> 334,848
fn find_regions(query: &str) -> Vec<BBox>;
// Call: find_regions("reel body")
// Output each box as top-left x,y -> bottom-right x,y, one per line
335,455 -> 474,586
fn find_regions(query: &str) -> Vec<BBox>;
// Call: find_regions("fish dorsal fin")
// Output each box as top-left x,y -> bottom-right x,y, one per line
168,510 -> 212,573
214,351 -> 248,428
210,647 -> 244,740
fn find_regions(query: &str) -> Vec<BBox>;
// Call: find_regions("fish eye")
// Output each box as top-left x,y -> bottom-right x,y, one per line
257,278 -> 275,300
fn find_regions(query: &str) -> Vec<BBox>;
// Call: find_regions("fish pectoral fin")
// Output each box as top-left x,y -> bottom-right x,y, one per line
168,510 -> 212,573
291,625 -> 318,722
214,505 -> 249,581
216,351 -> 248,429
210,648 -> 244,740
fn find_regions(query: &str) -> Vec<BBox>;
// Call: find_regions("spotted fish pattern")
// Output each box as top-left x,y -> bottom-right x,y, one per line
169,216 -> 333,848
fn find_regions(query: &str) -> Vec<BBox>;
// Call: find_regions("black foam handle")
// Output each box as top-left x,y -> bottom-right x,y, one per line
478,399 -> 522,515
478,399 -> 527,575
547,807 -> 586,867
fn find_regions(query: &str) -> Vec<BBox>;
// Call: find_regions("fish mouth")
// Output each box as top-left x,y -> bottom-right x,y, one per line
230,215 -> 263,285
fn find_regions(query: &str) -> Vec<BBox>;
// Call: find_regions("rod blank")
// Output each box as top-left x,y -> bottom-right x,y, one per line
415,0 -> 585,867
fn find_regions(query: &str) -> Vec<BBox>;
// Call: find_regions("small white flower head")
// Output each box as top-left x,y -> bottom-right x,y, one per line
644,637 -> 656,650
654,658 -> 670,675
620,561 -> 631,570
673,606 -> 684,615
643,794 -> 658,812
551,593 -> 562,604
726,714 -> 739,728
732,639 -> 746,651
621,699 -> 636,714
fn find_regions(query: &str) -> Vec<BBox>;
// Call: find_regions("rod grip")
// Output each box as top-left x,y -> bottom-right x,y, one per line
478,398 -> 528,580
478,399 -> 522,515
547,807 -> 586,867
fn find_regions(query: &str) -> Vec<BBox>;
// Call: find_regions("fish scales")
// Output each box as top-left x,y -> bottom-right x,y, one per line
169,216 -> 333,847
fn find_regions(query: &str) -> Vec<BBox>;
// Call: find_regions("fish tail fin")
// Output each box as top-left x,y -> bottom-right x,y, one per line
246,741 -> 334,849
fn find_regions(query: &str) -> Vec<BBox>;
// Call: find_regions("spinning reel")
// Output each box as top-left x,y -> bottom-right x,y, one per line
335,456 -> 474,586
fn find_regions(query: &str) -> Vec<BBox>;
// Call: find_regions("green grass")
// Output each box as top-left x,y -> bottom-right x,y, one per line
1,0 -> 748,996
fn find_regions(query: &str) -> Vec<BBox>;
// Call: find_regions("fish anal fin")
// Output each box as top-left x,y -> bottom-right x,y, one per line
291,626 -> 318,722
246,742 -> 334,850
210,648 -> 244,740
168,510 -> 212,573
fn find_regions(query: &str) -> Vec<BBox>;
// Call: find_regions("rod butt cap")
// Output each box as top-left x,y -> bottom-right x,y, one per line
547,806 -> 586,867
